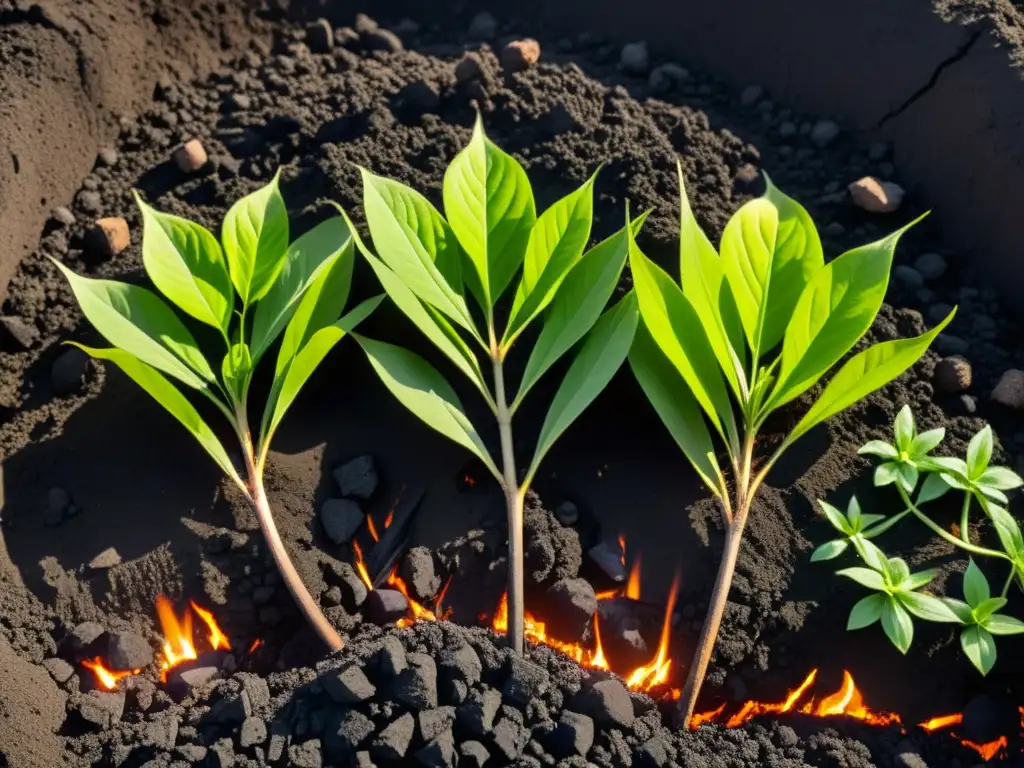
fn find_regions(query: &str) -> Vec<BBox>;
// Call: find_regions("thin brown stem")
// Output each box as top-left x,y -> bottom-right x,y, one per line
493,353 -> 524,655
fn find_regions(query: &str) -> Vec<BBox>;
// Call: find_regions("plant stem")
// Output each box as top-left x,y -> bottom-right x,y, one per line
960,492 -> 972,544
1001,566 -> 1016,598
896,485 -> 1011,562
492,354 -> 524,655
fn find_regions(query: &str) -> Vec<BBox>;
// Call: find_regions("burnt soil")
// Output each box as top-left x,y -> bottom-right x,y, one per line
1,4 -> 1023,767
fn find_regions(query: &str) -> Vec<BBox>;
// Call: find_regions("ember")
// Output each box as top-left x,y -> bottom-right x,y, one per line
81,658 -> 138,690
918,710 -> 1011,761
155,595 -> 231,679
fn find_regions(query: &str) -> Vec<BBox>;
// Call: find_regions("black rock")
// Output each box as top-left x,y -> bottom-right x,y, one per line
458,688 -> 501,735
106,630 -> 154,669
371,712 -> 415,761
326,560 -> 368,608
306,18 -> 333,53
636,735 -> 671,768
581,679 -> 634,728
62,621 -> 107,659
333,454 -> 378,498
51,347 -> 91,395
140,712 -> 179,750
353,13 -> 378,34
458,740 -> 490,768
289,738 -> 323,768
42,657 -> 75,684
322,663 -> 376,703
400,546 -> 441,601
397,81 -> 441,116
366,589 -> 409,624
549,711 -> 594,758
240,716 -> 267,748
545,578 -> 598,641
320,498 -> 364,544
502,655 -> 549,705
455,54 -> 485,85
394,652 -> 438,710
77,691 -> 125,729
0,316 -> 38,351
438,644 -> 482,687
960,694 -> 1012,744
491,717 -> 526,760
210,689 -> 251,724
417,728 -> 456,767
524,498 -> 583,583
253,585 -> 276,605
378,634 -> 407,677
418,706 -> 456,741
587,540 -> 626,582
325,709 -> 375,759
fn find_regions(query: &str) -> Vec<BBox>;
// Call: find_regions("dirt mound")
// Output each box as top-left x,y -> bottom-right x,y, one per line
0,633 -> 65,767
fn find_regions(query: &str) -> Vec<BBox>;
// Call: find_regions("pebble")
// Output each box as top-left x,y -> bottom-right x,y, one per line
76,189 -> 102,214
41,657 -> 75,684
371,712 -> 415,761
320,498 -> 364,544
778,121 -> 797,138
894,751 -> 929,768
455,54 -> 485,85
544,578 -> 598,640
934,356 -> 972,394
361,27 -> 403,53
51,349 -> 90,396
810,119 -> 840,147
418,729 -> 457,767
353,13 -> 378,34
96,147 -> 119,167
366,588 -> 408,624
502,655 -> 550,705
335,26 -> 360,50
225,93 -> 252,112
647,63 -> 689,94
457,688 -> 501,735
848,176 -> 905,213
740,85 -> 764,106
62,620 -> 106,657
399,546 -> 441,601
467,12 -> 498,40
459,740 -> 490,768
326,560 -> 367,608
619,41 -> 650,75
88,546 -> 121,570
914,252 -> 947,280
239,716 -> 267,748
587,540 -> 627,582
88,217 -> 131,260
306,18 -> 333,53
501,39 -> 541,73
289,739 -> 322,768
550,710 -> 594,758
0,315 -> 39,351
51,205 -> 76,226
333,455 -> 378,499
77,691 -> 125,729
397,80 -> 440,116
555,500 -> 578,526
140,712 -> 178,750
173,139 -> 208,174
379,634 -> 408,677
581,679 -> 634,728
893,265 -> 924,288
395,653 -> 438,710
992,369 -> 1024,409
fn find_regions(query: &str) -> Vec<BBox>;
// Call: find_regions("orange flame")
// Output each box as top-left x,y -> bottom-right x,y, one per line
917,710 -> 1011,760
367,514 -> 381,543
722,669 -> 819,728
81,658 -> 138,690
919,713 -> 963,732
590,614 -> 609,671
799,670 -> 901,726
961,736 -> 1008,761
617,534 -> 627,568
690,702 -> 726,728
155,596 -> 232,680
351,540 -> 374,592
248,638 -> 263,654
191,601 -> 230,651
625,573 -> 678,691
625,556 -> 641,600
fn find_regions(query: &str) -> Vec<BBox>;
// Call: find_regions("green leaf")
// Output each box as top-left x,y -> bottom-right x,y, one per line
443,114 -> 536,308
357,334 -> 500,480
811,539 -> 849,562
676,160 -> 746,398
773,227 -> 904,409
859,440 -> 898,459
902,567 -> 938,591
69,344 -> 241,487
222,171 -> 289,305
971,597 -> 1007,624
882,598 -> 914,653
961,625 -> 996,675
847,593 -> 886,629
874,462 -> 901,488
963,559 -> 990,608
978,466 -> 1024,491
894,405 -> 915,451
720,177 -> 823,358
897,462 -> 919,493
135,193 -> 233,332
514,216 -> 642,410
789,309 -> 955,443
504,172 -> 596,345
983,613 -> 1024,635
941,598 -> 974,624
525,292 -> 639,485
251,216 -> 353,363
52,260 -> 214,389
629,322 -> 723,496
818,499 -> 854,535
967,426 -> 993,480
847,496 -> 863,530
988,505 -> 1024,558
911,427 -> 945,456
837,567 -> 886,591
629,227 -> 733,440
859,513 -> 887,529
855,537 -> 890,572
898,591 -> 961,622
361,169 -> 479,336
887,557 -> 911,586
916,472 -> 952,504
221,342 -> 252,405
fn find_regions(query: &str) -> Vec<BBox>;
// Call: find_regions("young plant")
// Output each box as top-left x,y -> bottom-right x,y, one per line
814,406 -> 1024,674
54,175 -> 381,651
341,117 -> 641,654
628,164 -> 955,726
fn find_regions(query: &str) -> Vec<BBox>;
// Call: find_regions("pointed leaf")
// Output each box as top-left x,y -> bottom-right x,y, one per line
818,499 -> 854,535
874,462 -> 901,488
847,496 -> 863,530
887,557 -> 911,587
898,591 -> 961,622
789,310 -> 955,443
972,597 -> 1008,623
902,568 -> 938,591
859,440 -> 899,459
978,466 -> 1024,491
525,293 -> 639,485
135,193 -> 233,332
988,504 -> 1024,558
916,472 -> 952,504
882,599 -> 914,653
967,426 -> 993,480
961,625 -> 996,675
855,537 -> 890,572
222,172 -> 289,305
811,539 -> 849,562
984,613 -> 1024,635
221,342 -> 252,405
963,559 -> 990,608
911,427 -> 945,456
897,462 -> 919,493
848,593 -> 886,629
942,598 -> 974,624
837,567 -> 886,591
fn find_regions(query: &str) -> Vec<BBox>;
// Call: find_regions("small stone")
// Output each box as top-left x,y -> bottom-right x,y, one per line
778,121 -> 797,138
306,18 -> 333,53
400,547 -> 441,601
334,26 -> 360,50
86,216 -> 131,260
141,712 -> 179,750
289,739 -> 323,768
491,717 -> 526,760
501,39 -> 540,73
397,80 -> 441,116
78,690 -> 125,729
636,735 -> 671,767
893,265 -> 924,288
549,711 -> 594,758
458,740 -> 489,768
959,394 -> 978,414
455,54 -> 485,85
173,140 -> 208,174
0,316 -> 39,351
648,63 -> 689,94
320,499 -> 364,544
848,176 -> 904,213
993,370 -> 1024,409
52,206 -> 76,226
810,119 -> 840,147
63,621 -> 106,658
438,644 -> 482,686
51,347 -> 91,396
42,657 -> 75,684
914,252 -> 947,280
417,729 -> 456,768
210,689 -> 251,725
353,13 -> 378,34
467,12 -> 498,40
894,752 -> 928,768
378,634 -> 407,677
582,679 -> 634,728
544,578 -> 598,640
395,653 -> 438,710
555,501 -> 578,526
77,189 -> 102,214
740,85 -> 764,106
371,713 -> 415,761
88,547 -> 121,570
418,707 -> 456,742
226,93 -> 252,112
322,586 -> 342,606
458,688 -> 501,735
328,710 -> 375,757
332,455 -> 378,499
588,540 -> 626,582
176,665 -> 220,690
502,655 -> 550,705
107,630 -> 154,669
240,716 -> 267,748
362,28 -> 403,53
619,41 -> 650,75
366,589 -> 408,624
934,356 -> 972,394
326,560 -> 368,608
207,737 -> 236,767
322,664 -> 376,703
176,744 -> 207,762
97,147 -> 119,167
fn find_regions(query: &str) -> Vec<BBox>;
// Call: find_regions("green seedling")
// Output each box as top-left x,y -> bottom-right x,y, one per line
54,174 -> 381,651
814,406 -> 1024,674
628,164 -> 954,726
343,117 -> 640,654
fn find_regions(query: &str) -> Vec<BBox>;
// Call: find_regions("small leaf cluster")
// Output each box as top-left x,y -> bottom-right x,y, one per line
814,405 -> 1024,674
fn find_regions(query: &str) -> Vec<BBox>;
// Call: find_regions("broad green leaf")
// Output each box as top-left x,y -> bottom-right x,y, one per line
898,591 -> 961,622
772,226 -> 907,409
514,214 -> 645,411
903,568 -> 938,591
847,496 -> 863,529
912,427 -> 945,456
874,462 -> 901,488
859,513 -> 887,529
942,598 -> 974,624
818,499 -> 854,535
882,599 -> 914,653
676,161 -> 746,397
859,440 -> 898,459
222,172 -> 289,305
848,593 -> 886,629
629,322 -> 722,496
967,426 -> 993,480
984,613 -> 1024,635
988,504 -> 1024,558
961,625 -> 996,675
978,466 -> 1023,490
361,169 -> 479,336
811,539 -> 849,562
887,557 -> 911,586
629,230 -> 733,440
261,296 -> 382,448
963,559 -> 990,608
916,472 -> 951,504
525,293 -> 639,486
837,567 -> 886,591
720,177 -> 822,358
70,344 -> 241,487
357,335 -> 500,480
443,114 -> 536,308
504,172 -> 596,345
973,597 -> 1008,623
789,309 -> 955,443
52,261 -> 214,389
135,193 -> 233,332
251,216 -> 352,363
855,537 -> 889,572
897,462 -> 919,493
221,342 -> 252,405
894,404 -> 916,450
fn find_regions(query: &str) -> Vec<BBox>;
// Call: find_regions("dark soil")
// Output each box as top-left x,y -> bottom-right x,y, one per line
1,4 -> 1023,767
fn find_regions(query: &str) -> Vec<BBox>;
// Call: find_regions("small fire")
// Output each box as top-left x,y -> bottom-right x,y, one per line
155,596 -> 231,679
918,710 -> 1011,760
625,573 -> 678,691
595,536 -> 641,601
491,591 -> 608,668
625,556 -> 641,600
81,658 -> 138,690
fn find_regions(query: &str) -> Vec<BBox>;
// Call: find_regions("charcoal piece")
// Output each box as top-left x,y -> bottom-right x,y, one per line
240,716 -> 267,748
446,679 -> 469,705
140,712 -> 179,750
635,735 -> 671,768
289,738 -> 323,768
502,655 -> 549,705
322,663 -> 376,703
581,679 -> 634,728
438,643 -> 481,686
458,688 -> 501,735
394,653 -> 437,709
208,738 -> 236,768
458,740 -> 490,768
399,546 -> 441,601
210,689 -> 251,724
491,717 -> 526,761
106,629 -> 154,669
326,561 -> 368,608
306,18 -> 333,53
544,578 -> 598,641
321,499 -> 364,544
325,709 -> 376,758
396,80 -> 441,117
523,496 -> 582,584
362,28 -> 403,52
77,690 -> 125,729
416,728 -> 456,767
333,454 -> 378,499
371,712 -> 415,761
417,706 -> 456,741
378,634 -> 407,677
366,489 -> 425,584
588,540 -> 626,582
62,621 -> 106,659
41,657 -> 74,684
961,694 -> 1012,744
549,711 -> 594,758
366,588 -> 409,624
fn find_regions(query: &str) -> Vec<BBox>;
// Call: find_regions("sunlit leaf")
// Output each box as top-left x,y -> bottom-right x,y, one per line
222,171 -> 289,305
811,539 -> 849,562
881,599 -> 914,653
847,593 -> 886,629
961,625 -> 996,675
837,567 -> 886,591
966,426 -> 993,480
963,559 -> 990,608
898,591 -> 961,622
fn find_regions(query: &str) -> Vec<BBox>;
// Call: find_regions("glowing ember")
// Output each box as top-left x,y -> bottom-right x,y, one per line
155,595 -> 232,679
962,736 -> 1008,761
617,534 -> 627,568
191,601 -> 230,651
721,669 -> 819,728
625,556 -> 641,600
351,540 -> 374,591
919,713 -> 963,732
917,709 -> 1012,760
81,658 -> 138,690
595,536 -> 641,601
625,573 -> 678,692
690,702 -> 726,729
590,614 -> 609,671
248,638 -> 263,654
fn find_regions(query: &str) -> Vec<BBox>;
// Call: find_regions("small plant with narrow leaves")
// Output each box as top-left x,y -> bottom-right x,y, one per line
814,406 -> 1024,675
628,163 -> 954,727
342,116 -> 641,654
54,174 -> 381,651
